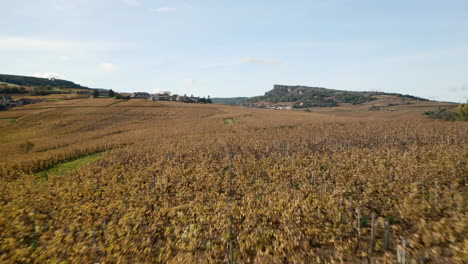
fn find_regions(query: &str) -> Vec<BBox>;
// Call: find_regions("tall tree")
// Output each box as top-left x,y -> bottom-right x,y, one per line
455,100 -> 468,121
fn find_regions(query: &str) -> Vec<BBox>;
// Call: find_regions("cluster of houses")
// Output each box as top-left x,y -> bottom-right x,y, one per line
0,95 -> 44,110
241,103 -> 293,110
265,105 -> 293,110
131,92 -> 205,103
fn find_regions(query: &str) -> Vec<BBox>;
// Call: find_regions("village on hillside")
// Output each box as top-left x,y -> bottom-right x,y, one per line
241,102 -> 293,110
0,89 -> 213,111
92,89 -> 212,103
130,92 -> 212,104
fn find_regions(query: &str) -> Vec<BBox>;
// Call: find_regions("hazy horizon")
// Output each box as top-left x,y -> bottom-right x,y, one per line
1,0 -> 467,102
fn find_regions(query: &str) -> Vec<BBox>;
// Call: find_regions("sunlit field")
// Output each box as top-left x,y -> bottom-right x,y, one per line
0,98 -> 466,263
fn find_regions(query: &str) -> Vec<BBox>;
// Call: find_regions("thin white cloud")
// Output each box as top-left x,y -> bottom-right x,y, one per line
54,5 -> 66,10
150,7 -> 177,13
183,78 -> 195,85
200,60 -> 242,69
181,3 -> 193,9
153,88 -> 165,94
33,72 -> 64,79
0,37 -> 68,50
0,36 -> 127,51
100,62 -> 116,72
59,55 -> 71,61
54,2 -> 76,10
201,57 -> 281,69
182,78 -> 207,87
32,72 -> 86,85
242,56 -> 281,65
449,85 -> 468,93
123,0 -> 139,6
427,96 -> 441,101
74,80 -> 95,87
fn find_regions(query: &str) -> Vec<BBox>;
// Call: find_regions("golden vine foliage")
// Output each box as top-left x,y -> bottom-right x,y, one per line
0,99 -> 467,263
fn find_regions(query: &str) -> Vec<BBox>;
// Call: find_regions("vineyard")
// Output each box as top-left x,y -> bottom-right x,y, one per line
0,99 -> 466,263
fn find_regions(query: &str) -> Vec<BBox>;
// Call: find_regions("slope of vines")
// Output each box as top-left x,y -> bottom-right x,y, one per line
0,102 -> 466,263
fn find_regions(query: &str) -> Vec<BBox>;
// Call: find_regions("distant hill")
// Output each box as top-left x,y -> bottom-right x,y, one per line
214,84 -> 430,108
0,74 -> 89,89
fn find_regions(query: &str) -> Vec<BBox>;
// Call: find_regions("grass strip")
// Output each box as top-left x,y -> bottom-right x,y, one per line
36,153 -> 102,180
224,118 -> 236,124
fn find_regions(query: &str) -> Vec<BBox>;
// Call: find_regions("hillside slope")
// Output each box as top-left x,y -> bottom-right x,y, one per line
0,74 -> 89,89
242,84 -> 430,108
0,74 -> 94,103
0,98 -> 466,263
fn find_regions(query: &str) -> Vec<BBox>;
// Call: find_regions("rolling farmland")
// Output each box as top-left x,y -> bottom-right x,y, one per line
0,98 -> 466,263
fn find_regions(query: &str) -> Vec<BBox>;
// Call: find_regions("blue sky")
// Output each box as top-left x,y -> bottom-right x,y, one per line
1,0 -> 467,102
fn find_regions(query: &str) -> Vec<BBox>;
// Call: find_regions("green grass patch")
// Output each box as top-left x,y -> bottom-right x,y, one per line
36,153 -> 103,181
0,81 -> 20,87
224,118 -> 236,124
0,118 -> 17,124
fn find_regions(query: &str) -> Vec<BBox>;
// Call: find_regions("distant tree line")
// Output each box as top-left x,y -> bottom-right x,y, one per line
424,100 -> 468,121
379,92 -> 430,102
198,97 -> 212,104
0,87 -> 28,94
334,94 -> 375,105
0,74 -> 88,89
0,85 -> 73,96
30,86 -> 71,96
92,89 -> 119,98
293,98 -> 338,108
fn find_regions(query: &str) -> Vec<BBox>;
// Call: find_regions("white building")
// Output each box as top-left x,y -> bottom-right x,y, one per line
131,92 -> 150,99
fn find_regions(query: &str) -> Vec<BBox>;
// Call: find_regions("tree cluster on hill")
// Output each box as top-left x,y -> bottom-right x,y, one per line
92,89 -> 113,98
30,86 -> 71,96
0,87 -> 28,94
245,85 -> 376,107
424,100 -> 468,121
198,97 -> 212,104
456,101 -> 468,121
293,97 -> 338,108
334,93 -> 376,105
0,74 -> 88,89
379,92 -> 430,101
214,85 -> 434,108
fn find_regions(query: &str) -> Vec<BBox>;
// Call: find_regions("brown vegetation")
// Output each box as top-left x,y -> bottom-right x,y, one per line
0,99 -> 466,263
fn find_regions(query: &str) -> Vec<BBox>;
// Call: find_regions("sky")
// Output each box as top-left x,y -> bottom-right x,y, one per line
1,0 -> 467,102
